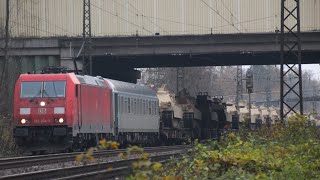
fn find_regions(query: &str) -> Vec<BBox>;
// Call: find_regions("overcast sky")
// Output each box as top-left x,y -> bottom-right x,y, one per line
302,64 -> 320,80
243,64 -> 320,80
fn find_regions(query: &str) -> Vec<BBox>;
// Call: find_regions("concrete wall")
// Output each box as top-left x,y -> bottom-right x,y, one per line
19,55 -> 60,73
0,0 -> 319,37
0,56 -> 59,113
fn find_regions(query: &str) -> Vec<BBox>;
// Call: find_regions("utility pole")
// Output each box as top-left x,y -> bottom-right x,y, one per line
82,0 -> 92,75
176,67 -> 184,94
246,70 -> 253,129
280,0 -> 303,121
236,66 -> 243,110
0,0 -> 10,114
155,67 -> 165,88
265,67 -> 272,107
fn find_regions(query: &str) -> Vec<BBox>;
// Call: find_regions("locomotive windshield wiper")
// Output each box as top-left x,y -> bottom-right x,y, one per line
29,90 -> 42,102
43,89 -> 49,97
43,89 -> 55,102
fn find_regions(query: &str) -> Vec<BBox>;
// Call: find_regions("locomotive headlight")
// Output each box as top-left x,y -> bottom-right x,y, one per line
58,118 -> 64,123
21,119 -> 26,124
40,101 -> 46,107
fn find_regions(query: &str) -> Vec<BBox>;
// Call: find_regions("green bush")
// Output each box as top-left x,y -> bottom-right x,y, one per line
0,115 -> 17,156
154,114 -> 320,179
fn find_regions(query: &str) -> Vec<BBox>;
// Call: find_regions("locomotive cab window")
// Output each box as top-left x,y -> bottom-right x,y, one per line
21,82 -> 42,98
43,81 -> 66,98
20,81 -> 66,98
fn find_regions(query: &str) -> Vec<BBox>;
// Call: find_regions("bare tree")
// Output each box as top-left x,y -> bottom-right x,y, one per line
0,0 -> 10,115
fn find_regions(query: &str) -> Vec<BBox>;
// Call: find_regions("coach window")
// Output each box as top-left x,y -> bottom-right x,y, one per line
153,101 -> 156,115
142,100 -> 146,114
133,98 -> 137,114
124,97 -> 128,113
144,100 -> 146,114
120,96 -> 123,113
141,99 -> 144,114
151,101 -> 154,115
139,99 -> 142,115
137,99 -> 139,114
119,96 -> 121,113
140,99 -> 142,114
156,100 -> 159,115
137,98 -> 140,114
131,98 -> 136,114
128,98 -> 131,113
148,100 -> 152,115
140,99 -> 143,115
131,97 -> 134,113
118,96 -> 121,113
155,101 -> 157,115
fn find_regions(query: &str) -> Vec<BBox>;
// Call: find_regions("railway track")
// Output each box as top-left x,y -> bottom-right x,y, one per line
0,145 -> 187,171
0,152 -> 179,180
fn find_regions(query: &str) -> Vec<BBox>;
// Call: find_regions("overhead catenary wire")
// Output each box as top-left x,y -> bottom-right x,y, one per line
127,2 -> 169,34
111,0 -> 169,34
90,2 -> 153,35
143,15 -> 278,32
1,1 -> 313,37
0,0 -> 75,37
20,7 -> 78,36
2,2 -> 306,37
129,2 -> 300,34
98,0 -> 284,35
0,17 -> 60,36
200,0 -> 241,33
219,0 -> 249,32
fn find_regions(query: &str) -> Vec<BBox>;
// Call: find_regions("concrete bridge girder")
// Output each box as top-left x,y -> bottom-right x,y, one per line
62,32 -> 320,64
0,32 -> 320,82
1,32 -> 319,60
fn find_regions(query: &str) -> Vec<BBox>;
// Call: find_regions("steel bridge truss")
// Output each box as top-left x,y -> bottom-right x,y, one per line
280,0 -> 303,120
82,0 -> 92,75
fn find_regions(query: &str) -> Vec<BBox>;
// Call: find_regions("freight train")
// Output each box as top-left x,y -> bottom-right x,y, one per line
13,70 -> 282,153
13,72 -> 230,153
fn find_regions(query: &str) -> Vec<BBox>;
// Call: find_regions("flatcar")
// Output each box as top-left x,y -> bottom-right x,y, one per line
13,73 -> 159,153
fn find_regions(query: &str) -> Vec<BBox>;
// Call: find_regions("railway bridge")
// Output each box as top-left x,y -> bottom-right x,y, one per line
0,0 -> 320,115
1,31 -> 320,82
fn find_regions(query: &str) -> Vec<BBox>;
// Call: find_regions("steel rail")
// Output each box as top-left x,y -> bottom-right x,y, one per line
0,145 -> 188,170
0,153 -> 181,180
